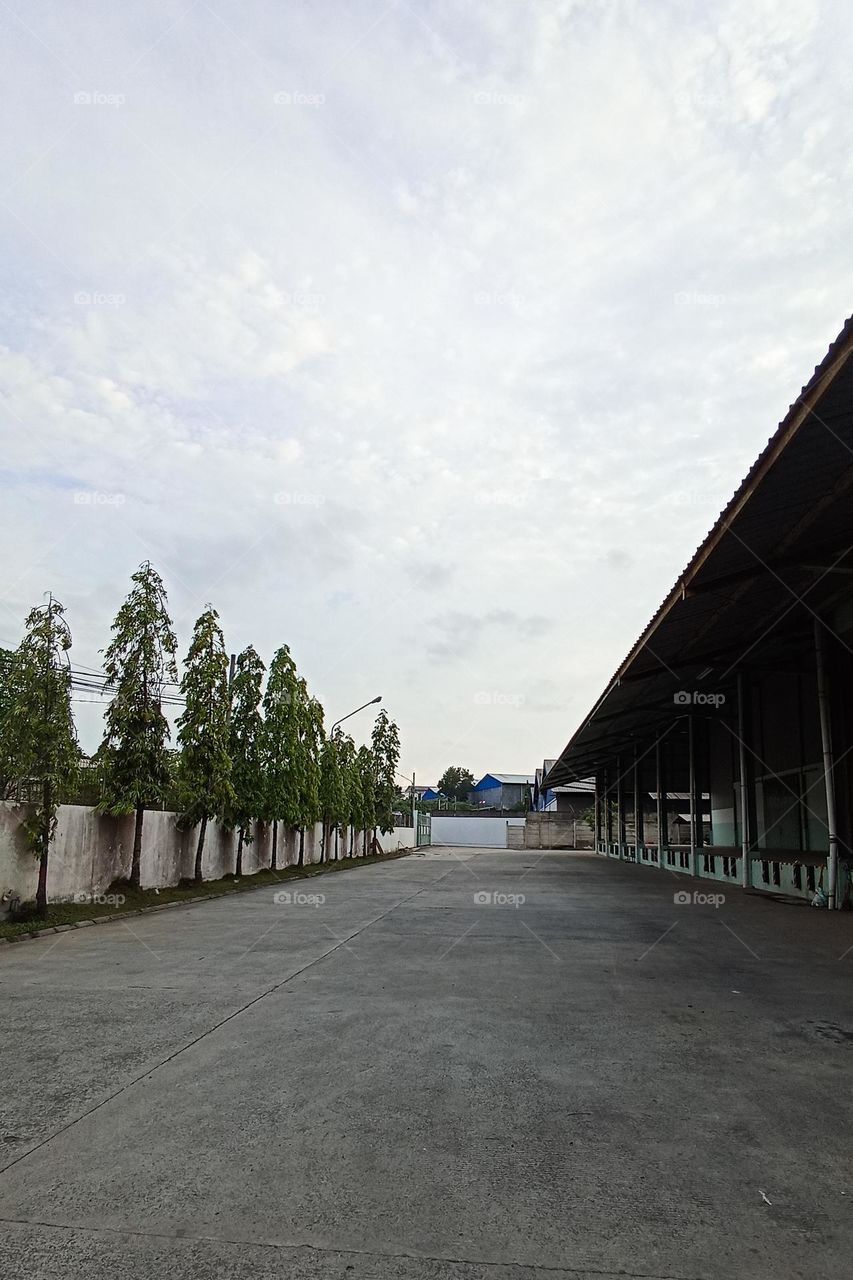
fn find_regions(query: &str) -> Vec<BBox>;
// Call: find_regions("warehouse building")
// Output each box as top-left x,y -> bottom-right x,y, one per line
544,318 -> 853,907
469,773 -> 534,811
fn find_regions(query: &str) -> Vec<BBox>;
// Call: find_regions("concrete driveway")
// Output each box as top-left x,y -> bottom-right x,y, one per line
1,848 -> 852,1279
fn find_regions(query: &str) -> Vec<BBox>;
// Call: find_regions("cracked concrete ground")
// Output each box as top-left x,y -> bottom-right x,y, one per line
1,848 -> 852,1279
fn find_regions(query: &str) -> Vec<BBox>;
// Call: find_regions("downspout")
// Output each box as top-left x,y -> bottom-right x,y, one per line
814,618 -> 839,910
737,672 -> 751,889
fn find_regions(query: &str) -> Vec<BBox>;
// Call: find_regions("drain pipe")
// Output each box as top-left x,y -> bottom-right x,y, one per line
737,673 -> 751,889
814,618 -> 839,910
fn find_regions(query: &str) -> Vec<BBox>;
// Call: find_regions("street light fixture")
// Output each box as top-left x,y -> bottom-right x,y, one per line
329,695 -> 382,735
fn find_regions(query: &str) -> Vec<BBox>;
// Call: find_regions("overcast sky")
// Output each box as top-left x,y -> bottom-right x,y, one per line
2,0 -> 852,784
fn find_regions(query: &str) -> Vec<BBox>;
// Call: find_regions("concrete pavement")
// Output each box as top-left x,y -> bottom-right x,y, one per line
1,848 -> 852,1279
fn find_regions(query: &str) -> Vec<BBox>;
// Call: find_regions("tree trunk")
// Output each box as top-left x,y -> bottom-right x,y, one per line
334,826 -> 339,861
36,779 -> 51,918
236,826 -> 244,877
130,802 -> 144,889
349,825 -> 355,858
271,821 -> 278,871
298,827 -> 305,868
194,814 -> 208,883
319,822 -> 326,864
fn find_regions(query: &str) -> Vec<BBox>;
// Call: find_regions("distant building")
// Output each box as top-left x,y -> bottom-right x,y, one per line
420,787 -> 441,802
534,762 -> 595,814
469,773 -> 534,810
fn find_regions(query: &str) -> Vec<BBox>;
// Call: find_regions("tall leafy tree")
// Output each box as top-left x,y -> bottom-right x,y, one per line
97,562 -> 178,888
176,607 -> 234,882
356,744 -> 377,856
339,734 -> 361,858
228,644 -> 266,877
297,686 -> 323,867
371,709 -> 401,834
318,728 -> 346,862
0,598 -> 79,916
261,644 -> 302,870
0,647 -> 18,800
436,765 -> 474,803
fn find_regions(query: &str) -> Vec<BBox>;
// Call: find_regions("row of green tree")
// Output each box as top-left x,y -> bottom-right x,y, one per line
0,563 -> 401,916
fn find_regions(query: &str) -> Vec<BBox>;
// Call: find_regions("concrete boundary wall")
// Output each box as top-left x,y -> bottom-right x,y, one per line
0,803 -> 415,905
522,812 -> 595,850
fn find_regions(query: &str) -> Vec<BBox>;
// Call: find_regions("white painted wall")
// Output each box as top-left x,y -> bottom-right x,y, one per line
430,815 -> 525,848
0,803 -> 415,906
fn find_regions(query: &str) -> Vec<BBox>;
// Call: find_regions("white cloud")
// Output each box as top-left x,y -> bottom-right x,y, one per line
1,0 -> 852,777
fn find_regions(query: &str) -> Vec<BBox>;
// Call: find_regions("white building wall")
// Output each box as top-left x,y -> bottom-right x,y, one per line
430,815 -> 525,848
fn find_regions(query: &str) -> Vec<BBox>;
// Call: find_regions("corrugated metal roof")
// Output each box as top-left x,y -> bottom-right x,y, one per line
545,316 -> 853,789
474,773 -> 535,786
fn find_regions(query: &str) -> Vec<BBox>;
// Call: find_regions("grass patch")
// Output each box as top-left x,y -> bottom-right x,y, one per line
0,847 -> 413,943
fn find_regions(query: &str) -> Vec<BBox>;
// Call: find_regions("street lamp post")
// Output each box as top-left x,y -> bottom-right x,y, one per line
329,695 -> 382,736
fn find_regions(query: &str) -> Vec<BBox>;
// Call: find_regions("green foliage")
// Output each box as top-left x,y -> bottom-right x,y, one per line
371,709 -> 401,834
228,644 -> 266,841
261,644 -> 303,828
338,733 -> 358,830
354,744 -> 376,833
0,598 -> 80,911
319,728 -> 347,837
97,562 -> 178,816
298,687 -> 324,828
437,765 -> 475,802
0,646 -> 18,798
176,607 -> 234,828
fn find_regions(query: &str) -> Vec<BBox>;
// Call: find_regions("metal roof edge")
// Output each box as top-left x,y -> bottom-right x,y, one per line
544,316 -> 853,789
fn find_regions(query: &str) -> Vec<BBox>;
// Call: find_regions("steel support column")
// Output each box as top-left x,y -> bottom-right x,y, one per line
634,745 -> 643,857
689,715 -> 697,877
815,619 -> 839,909
594,772 -> 602,853
616,755 -> 624,858
737,673 -> 751,889
656,734 -> 665,869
